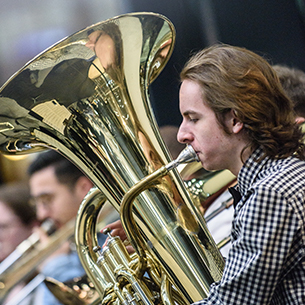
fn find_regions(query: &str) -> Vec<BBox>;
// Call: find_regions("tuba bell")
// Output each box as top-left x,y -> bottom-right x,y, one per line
0,12 -> 225,304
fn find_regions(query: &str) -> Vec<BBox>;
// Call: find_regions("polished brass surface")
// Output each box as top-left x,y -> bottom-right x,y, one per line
119,146 -> 220,304
44,275 -> 100,305
184,170 -> 235,205
179,161 -> 236,211
76,148 -> 225,305
0,12 -> 225,304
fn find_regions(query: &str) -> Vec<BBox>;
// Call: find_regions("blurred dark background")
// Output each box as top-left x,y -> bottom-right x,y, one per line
128,0 -> 305,127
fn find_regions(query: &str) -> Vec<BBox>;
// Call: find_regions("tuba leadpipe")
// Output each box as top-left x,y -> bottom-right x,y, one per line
0,12 -> 225,304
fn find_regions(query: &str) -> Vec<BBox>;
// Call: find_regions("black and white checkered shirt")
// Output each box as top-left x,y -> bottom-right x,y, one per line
195,147 -> 305,304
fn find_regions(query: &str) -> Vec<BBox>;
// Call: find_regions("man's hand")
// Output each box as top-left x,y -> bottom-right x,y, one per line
101,219 -> 135,254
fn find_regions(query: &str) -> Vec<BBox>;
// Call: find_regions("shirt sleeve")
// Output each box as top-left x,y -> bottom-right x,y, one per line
193,186 -> 301,304
35,252 -> 85,305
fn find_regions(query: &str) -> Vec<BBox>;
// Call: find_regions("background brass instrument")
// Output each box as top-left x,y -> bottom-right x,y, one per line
0,219 -> 55,275
0,12 -> 225,305
179,163 -> 235,252
44,275 -> 99,305
0,218 -> 75,302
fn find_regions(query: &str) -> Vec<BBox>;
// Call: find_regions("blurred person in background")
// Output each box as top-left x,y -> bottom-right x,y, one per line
0,182 -> 38,305
0,183 -> 37,263
273,64 -> 305,124
28,150 -> 104,305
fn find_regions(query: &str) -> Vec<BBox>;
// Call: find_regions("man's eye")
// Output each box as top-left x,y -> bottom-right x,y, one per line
41,195 -> 54,205
31,194 -> 54,208
189,117 -> 198,122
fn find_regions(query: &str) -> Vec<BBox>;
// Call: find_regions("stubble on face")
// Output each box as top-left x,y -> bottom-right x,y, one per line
178,80 -> 247,175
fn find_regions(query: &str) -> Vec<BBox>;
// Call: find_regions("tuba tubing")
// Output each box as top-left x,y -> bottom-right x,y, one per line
0,12 -> 225,304
75,145 -> 225,305
120,144 -> 200,266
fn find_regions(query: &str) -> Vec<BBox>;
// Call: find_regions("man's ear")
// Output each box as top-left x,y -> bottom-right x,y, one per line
75,176 -> 94,198
227,109 -> 243,134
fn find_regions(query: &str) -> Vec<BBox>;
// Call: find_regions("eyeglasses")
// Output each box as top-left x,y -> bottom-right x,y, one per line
30,194 -> 55,210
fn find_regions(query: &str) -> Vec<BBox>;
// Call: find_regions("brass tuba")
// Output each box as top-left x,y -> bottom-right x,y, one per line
0,12 -> 225,304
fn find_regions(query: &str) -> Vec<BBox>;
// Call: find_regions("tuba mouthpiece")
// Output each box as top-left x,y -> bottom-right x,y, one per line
166,145 -> 199,171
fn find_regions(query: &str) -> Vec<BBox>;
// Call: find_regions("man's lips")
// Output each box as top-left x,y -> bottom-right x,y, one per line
195,151 -> 203,161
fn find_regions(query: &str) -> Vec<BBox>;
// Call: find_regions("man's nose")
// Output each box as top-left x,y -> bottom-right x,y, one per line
36,205 -> 51,222
177,124 -> 193,144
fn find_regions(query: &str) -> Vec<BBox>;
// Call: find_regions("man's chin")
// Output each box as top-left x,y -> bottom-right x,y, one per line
200,160 -> 211,171
201,162 -> 219,172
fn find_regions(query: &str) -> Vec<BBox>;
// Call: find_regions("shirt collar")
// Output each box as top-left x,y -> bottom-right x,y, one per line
237,146 -> 268,196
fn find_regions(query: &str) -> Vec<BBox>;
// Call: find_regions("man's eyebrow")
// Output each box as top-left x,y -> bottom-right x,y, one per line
182,110 -> 197,116
31,193 -> 52,199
